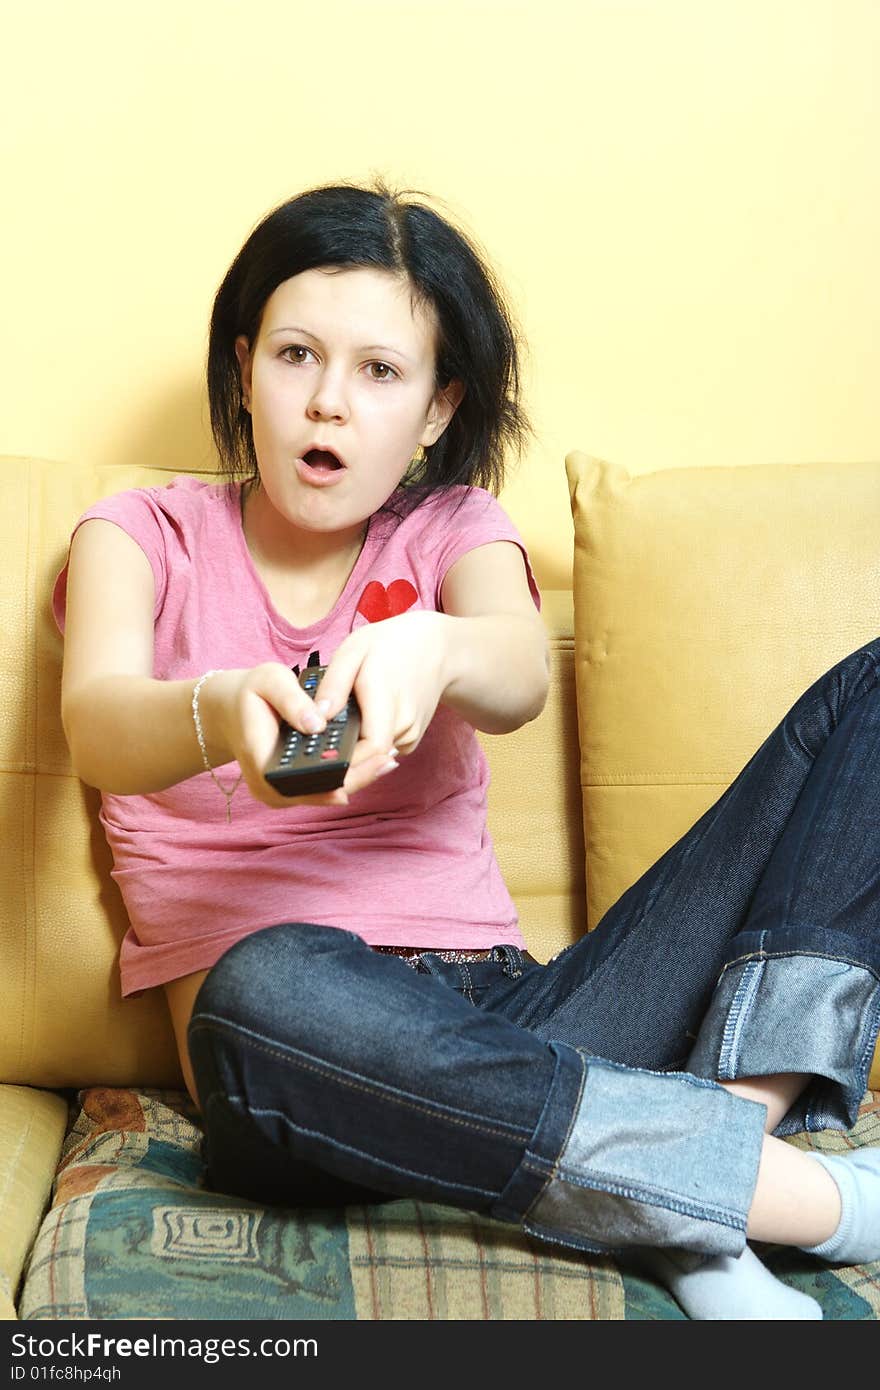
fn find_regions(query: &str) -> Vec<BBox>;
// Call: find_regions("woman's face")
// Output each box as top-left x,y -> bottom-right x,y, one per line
236,266 -> 462,538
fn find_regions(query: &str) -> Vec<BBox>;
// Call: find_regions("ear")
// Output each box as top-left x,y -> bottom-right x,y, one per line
421,379 -> 465,447
234,335 -> 253,411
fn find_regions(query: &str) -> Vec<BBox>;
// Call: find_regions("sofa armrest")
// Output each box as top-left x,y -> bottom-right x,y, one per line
0,1084 -> 69,1318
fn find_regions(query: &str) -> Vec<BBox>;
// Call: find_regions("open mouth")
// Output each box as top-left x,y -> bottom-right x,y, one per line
301,448 -> 344,473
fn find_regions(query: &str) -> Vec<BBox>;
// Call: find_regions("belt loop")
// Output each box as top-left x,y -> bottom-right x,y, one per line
491,945 -> 524,978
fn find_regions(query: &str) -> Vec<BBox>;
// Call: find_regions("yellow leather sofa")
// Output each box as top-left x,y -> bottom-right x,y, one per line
1,452 -> 878,1321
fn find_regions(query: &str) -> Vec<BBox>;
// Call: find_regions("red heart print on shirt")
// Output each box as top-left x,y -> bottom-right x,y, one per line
356,579 -> 418,623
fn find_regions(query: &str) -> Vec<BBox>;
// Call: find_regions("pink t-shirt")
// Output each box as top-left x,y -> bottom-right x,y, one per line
53,476 -> 541,997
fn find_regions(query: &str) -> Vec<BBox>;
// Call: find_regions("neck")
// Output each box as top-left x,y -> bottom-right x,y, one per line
240,480 -> 369,578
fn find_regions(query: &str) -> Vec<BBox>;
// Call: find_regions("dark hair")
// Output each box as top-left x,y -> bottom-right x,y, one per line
207,179 -> 531,516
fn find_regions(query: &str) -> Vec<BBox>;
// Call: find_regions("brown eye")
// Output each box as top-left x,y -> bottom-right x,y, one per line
281,345 -> 314,364
367,361 -> 398,381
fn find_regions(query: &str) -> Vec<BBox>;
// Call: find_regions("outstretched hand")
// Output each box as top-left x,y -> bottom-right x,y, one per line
202,661 -> 393,810
210,612 -> 450,810
313,609 -> 450,777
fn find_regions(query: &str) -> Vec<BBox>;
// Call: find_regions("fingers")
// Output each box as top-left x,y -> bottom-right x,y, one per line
251,662 -> 328,735
227,665 -> 315,804
317,646 -> 397,761
342,745 -> 399,796
239,663 -> 399,809
252,745 -> 398,810
311,646 -> 360,726
229,659 -> 408,812
316,626 -> 432,761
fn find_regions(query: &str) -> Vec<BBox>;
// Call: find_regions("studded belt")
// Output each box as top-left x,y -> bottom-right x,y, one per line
370,945 -> 493,967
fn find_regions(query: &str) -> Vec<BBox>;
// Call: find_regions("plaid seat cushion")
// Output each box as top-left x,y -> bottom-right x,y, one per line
17,1088 -> 880,1320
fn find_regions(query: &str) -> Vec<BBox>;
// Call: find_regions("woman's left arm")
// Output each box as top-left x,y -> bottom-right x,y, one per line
316,542 -> 549,773
437,540 -> 549,734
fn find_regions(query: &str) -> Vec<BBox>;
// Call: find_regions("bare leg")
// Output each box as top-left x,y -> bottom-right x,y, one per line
747,1132 -> 841,1246
720,1072 -> 841,1243
722,1072 -> 810,1135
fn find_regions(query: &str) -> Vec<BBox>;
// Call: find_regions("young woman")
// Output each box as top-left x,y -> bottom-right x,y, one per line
55,181 -> 880,1320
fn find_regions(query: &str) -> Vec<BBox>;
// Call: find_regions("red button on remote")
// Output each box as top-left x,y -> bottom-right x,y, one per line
320,749 -> 340,760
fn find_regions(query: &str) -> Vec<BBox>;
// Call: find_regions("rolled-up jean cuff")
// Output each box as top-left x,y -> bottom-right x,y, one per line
492,1048 -> 766,1257
491,1041 -> 586,1226
687,928 -> 880,1135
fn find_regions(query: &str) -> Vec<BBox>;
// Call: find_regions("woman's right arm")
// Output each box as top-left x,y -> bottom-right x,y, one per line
61,519 -> 396,801
62,519 -> 233,794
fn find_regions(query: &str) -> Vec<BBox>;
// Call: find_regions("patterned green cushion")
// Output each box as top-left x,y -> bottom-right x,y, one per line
18,1088 -> 880,1320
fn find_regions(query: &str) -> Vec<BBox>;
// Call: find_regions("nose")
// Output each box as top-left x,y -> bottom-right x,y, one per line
307,367 -> 349,424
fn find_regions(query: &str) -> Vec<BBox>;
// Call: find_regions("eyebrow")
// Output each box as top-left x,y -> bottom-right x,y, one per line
266,325 -> 416,364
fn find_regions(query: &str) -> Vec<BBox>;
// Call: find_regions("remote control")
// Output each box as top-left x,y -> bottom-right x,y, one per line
264,666 -> 361,796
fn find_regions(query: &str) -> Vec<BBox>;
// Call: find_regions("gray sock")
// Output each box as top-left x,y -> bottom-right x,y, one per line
639,1244 -> 822,1320
801,1149 -> 880,1264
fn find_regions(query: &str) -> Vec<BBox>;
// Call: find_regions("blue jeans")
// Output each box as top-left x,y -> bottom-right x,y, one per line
188,638 -> 880,1257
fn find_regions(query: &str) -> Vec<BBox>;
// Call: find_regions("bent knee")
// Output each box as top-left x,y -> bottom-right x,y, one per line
188,921 -> 376,1053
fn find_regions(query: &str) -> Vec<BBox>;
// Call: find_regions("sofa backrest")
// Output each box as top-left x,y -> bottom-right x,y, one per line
567,454 -> 880,928
1,456 -> 583,1088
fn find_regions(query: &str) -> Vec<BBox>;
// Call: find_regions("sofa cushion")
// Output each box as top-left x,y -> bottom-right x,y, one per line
17,1086 -> 880,1320
565,454 -> 880,1088
17,1089 -> 624,1320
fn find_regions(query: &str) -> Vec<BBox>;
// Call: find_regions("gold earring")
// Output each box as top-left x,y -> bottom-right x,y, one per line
412,445 -> 426,465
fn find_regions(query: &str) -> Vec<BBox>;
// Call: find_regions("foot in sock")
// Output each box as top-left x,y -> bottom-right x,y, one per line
801,1148 -> 880,1264
638,1244 -> 822,1320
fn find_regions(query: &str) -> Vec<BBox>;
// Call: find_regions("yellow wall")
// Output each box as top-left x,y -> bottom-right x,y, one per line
2,0 -> 877,587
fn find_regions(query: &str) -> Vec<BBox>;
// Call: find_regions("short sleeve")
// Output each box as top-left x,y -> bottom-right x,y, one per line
52,489 -> 170,635
421,487 -> 542,613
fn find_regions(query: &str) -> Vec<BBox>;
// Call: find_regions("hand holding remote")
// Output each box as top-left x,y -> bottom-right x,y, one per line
301,611 -> 450,763
197,663 -> 398,808
265,666 -> 371,797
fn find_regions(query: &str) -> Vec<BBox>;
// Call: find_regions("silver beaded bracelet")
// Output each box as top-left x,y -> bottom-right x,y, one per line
191,670 -> 243,822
